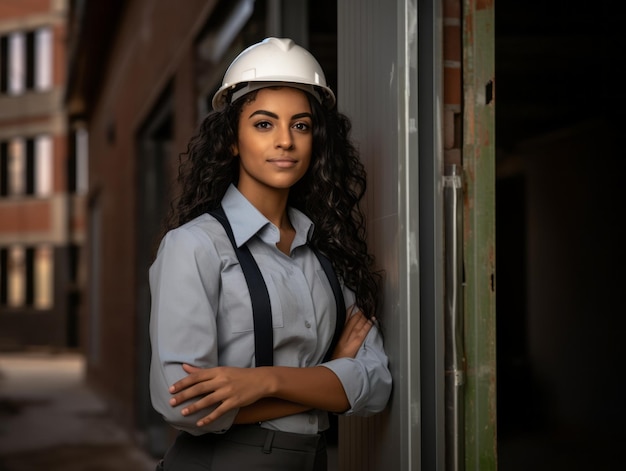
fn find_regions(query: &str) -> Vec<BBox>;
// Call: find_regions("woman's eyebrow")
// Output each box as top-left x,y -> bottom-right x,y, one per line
292,112 -> 313,120
248,110 -> 313,120
249,110 -> 278,119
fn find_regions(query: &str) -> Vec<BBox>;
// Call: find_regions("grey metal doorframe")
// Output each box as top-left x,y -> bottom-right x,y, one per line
337,0 -> 445,469
416,0 -> 446,469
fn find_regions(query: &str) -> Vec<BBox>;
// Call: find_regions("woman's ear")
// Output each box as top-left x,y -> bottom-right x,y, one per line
231,144 -> 239,157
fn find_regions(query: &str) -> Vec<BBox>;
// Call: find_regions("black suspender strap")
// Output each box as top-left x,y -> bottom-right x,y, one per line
208,206 -> 346,367
313,250 -> 346,363
209,207 -> 274,367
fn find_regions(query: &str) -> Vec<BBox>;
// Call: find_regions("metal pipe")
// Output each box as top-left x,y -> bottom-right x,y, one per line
444,164 -> 466,471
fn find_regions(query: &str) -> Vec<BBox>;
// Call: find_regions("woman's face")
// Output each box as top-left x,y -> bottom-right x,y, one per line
234,87 -> 313,197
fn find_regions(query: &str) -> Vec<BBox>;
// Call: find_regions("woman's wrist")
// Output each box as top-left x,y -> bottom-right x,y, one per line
258,366 -> 280,398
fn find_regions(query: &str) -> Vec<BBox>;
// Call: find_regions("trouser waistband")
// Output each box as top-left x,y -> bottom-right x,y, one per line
222,425 -> 324,454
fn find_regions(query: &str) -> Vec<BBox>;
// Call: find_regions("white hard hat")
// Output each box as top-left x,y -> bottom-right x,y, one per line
211,37 -> 336,110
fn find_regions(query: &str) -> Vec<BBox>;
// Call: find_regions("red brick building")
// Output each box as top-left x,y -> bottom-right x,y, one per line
0,0 -> 83,350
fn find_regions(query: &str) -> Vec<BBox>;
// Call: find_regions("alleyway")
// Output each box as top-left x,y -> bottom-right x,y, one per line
0,352 -> 158,471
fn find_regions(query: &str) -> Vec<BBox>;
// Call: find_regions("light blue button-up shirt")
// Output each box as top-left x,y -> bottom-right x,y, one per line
149,184 -> 391,436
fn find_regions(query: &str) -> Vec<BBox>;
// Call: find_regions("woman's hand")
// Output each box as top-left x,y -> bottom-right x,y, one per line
331,308 -> 374,360
168,307 -> 374,427
169,364 -> 272,426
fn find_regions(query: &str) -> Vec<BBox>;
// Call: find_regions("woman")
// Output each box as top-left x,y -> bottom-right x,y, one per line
149,37 -> 392,470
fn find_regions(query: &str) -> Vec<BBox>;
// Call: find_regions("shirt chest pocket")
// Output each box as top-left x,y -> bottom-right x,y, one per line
220,268 -> 285,333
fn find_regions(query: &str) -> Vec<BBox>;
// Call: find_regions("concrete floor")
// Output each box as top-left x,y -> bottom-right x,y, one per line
0,352 -> 158,471
6,351 -> 616,470
0,352 -> 339,471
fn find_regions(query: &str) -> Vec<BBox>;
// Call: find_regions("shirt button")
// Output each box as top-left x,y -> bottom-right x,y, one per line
304,321 -> 311,328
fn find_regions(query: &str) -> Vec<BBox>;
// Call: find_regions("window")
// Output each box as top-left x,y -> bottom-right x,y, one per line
0,245 -> 54,310
34,245 -> 53,309
8,32 -> 25,95
35,28 -> 52,91
75,128 -> 88,194
0,36 -> 8,93
0,135 -> 53,197
0,27 -> 52,96
7,246 -> 25,307
0,249 -> 6,304
25,31 -> 35,90
35,135 -> 53,196
69,127 -> 88,194
8,138 -> 26,196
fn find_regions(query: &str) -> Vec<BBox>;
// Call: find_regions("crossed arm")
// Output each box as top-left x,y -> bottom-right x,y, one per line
167,310 -> 374,427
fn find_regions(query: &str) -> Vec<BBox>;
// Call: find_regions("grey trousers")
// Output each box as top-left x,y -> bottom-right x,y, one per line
158,425 -> 328,471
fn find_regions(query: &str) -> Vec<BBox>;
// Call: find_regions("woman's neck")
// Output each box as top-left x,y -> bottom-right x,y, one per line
237,183 -> 290,229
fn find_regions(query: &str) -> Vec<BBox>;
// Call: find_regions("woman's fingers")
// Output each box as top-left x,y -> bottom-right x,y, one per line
169,365 -> 211,393
169,366 -> 270,424
331,308 -> 374,359
196,399 -> 237,426
169,366 -> 217,401
345,309 -> 373,340
348,311 -> 370,332
180,392 -> 222,416
169,381 -> 216,407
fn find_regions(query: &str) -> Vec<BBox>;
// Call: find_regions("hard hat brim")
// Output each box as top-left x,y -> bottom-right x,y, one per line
212,80 -> 335,111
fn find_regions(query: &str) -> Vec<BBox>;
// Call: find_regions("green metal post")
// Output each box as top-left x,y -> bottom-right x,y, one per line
462,0 -> 496,469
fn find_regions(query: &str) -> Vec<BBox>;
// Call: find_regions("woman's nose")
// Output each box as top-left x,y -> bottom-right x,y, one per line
275,126 -> 294,149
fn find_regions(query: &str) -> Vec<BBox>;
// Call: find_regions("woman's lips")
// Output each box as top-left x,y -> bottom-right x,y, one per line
267,158 -> 298,168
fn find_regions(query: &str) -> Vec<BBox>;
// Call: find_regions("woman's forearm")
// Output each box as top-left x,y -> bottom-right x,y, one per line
231,366 -> 351,420
234,398 -> 311,424
266,366 -> 350,413
169,363 -> 350,427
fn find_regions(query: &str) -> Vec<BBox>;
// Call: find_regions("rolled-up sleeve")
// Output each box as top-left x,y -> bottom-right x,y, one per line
320,323 -> 392,416
149,226 -> 238,435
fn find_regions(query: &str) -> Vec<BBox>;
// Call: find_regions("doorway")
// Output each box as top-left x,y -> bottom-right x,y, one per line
495,1 -> 625,469
135,87 -> 174,457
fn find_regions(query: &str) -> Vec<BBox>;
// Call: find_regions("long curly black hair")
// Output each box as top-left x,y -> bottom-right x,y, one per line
164,90 -> 382,318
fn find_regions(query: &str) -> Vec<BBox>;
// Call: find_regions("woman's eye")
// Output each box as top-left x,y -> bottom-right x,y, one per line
293,122 -> 310,131
254,121 -> 272,129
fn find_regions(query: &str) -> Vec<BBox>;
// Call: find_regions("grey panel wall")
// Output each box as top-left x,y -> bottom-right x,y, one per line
337,1 -> 443,470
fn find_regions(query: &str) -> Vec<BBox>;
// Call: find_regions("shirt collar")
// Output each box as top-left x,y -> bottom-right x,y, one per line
221,184 -> 314,249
